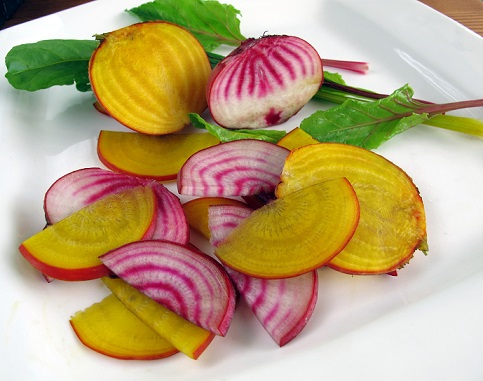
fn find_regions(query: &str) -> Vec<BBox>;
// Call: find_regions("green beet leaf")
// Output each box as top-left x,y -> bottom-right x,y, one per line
5,39 -> 99,92
301,84 -> 430,149
127,0 -> 246,52
189,113 -> 286,143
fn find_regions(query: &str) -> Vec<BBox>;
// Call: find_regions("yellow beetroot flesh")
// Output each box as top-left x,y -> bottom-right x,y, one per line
276,143 -> 428,274
214,178 -> 360,279
277,127 -> 318,150
70,294 -> 178,360
89,22 -> 211,135
102,277 -> 215,360
97,130 -> 220,180
19,185 -> 157,281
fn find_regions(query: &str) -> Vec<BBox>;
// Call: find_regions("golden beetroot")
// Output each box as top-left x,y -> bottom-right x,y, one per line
70,294 -> 178,360
97,130 -> 220,180
276,143 -> 428,274
102,277 -> 215,360
214,178 -> 360,279
19,185 -> 157,281
89,22 -> 211,135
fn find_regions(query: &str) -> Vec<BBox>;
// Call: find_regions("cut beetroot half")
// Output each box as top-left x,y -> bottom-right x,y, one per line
208,204 -> 318,346
99,240 -> 236,336
206,35 -> 323,129
177,139 -> 289,197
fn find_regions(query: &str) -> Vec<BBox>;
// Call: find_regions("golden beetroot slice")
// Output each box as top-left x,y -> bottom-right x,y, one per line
276,143 -> 428,274
89,22 -> 211,135
102,277 -> 215,360
97,130 -> 220,180
277,127 -> 318,150
214,178 -> 360,279
70,294 -> 178,360
19,185 -> 157,281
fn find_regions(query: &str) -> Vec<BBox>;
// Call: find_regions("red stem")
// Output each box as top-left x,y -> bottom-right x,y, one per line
322,58 -> 369,74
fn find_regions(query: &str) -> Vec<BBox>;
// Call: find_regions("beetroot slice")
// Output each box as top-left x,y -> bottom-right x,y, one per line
99,240 -> 236,336
43,167 -> 189,245
209,204 -> 254,247
177,140 -> 289,197
150,182 -> 189,244
208,204 -> 318,346
44,167 -> 143,224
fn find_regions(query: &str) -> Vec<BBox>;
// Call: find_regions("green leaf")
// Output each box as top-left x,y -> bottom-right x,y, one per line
301,84 -> 429,149
127,0 -> 246,52
5,39 -> 99,92
189,113 -> 286,143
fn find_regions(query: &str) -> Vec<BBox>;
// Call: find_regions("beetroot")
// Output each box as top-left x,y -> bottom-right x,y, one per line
99,240 -> 237,336
207,35 -> 323,129
177,139 -> 289,197
208,204 -> 318,346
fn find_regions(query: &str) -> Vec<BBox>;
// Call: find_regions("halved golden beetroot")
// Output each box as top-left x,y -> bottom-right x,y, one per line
70,294 -> 178,360
276,143 -> 428,274
102,277 -> 215,360
97,130 -> 220,180
182,196 -> 248,239
214,178 -> 360,279
89,22 -> 211,135
19,185 -> 157,281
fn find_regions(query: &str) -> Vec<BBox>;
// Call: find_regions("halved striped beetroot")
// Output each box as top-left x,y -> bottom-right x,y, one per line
177,139 -> 289,197
208,203 -> 318,346
97,130 -> 220,180
207,35 -> 323,129
102,277 -> 215,360
89,22 -> 211,135
99,240 -> 236,336
70,294 -> 178,360
214,178 -> 360,279
43,167 -> 189,244
19,186 -> 157,281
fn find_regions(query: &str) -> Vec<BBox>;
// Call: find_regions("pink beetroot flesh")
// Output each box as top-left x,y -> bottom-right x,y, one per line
207,35 -> 323,129
208,204 -> 318,346
177,139 -> 289,197
99,240 -> 237,336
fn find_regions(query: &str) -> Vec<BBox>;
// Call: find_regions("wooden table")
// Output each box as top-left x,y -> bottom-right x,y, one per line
2,0 -> 483,37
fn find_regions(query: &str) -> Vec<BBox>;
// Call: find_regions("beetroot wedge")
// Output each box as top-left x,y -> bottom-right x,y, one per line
99,240 -> 236,336
208,204 -> 254,247
177,139 -> 289,197
208,204 -> 318,346
44,167 -> 143,224
150,182 -> 189,244
43,167 -> 189,245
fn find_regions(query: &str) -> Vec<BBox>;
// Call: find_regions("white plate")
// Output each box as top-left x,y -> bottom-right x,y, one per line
1,0 -> 483,380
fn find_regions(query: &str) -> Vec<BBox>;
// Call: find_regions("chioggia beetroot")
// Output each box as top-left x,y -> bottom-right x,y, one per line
207,35 -> 323,129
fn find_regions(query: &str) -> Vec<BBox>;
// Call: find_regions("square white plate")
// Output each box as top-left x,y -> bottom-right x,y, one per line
1,1 -> 483,380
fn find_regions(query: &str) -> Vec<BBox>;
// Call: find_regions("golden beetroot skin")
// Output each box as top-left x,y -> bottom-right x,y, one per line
89,22 -> 211,135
